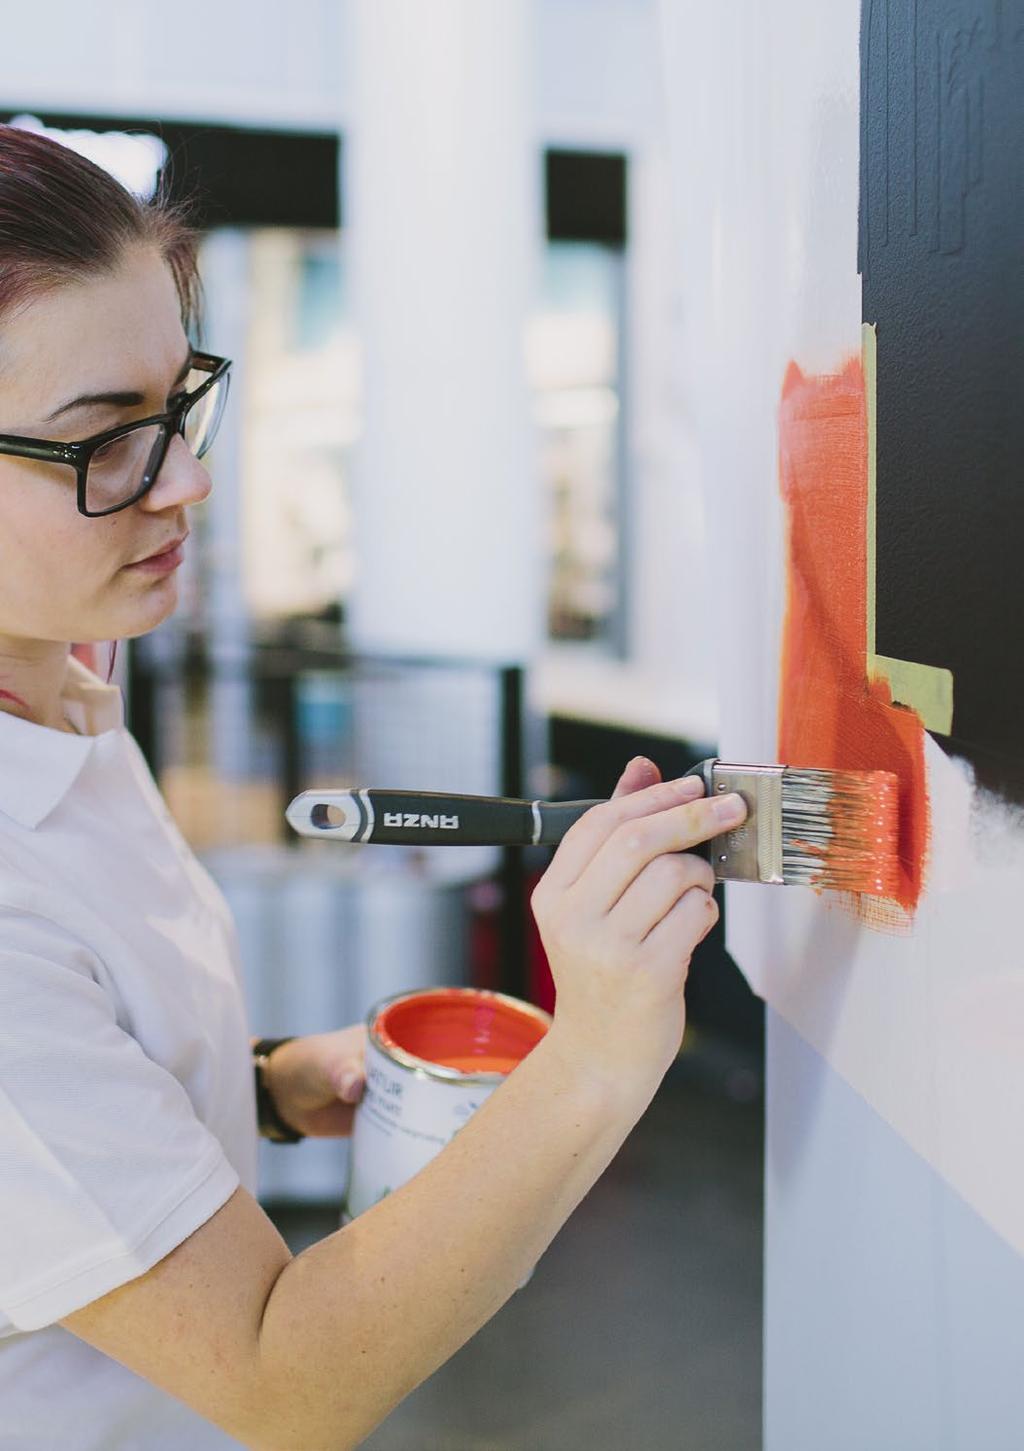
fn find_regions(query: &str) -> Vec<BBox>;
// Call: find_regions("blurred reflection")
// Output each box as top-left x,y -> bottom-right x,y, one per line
183,227 -> 624,647
531,240 -> 624,648
226,228 -> 359,620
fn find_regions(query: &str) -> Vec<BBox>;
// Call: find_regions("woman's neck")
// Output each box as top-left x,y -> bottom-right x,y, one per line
0,639 -> 73,731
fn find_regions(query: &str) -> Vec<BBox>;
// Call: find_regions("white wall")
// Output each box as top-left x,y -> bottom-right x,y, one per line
658,0 -> 1024,1445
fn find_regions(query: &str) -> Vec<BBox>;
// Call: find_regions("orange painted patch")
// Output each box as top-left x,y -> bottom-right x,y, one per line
777,357 -> 929,910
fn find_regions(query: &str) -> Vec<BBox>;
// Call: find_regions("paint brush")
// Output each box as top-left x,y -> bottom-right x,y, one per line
286,759 -> 901,898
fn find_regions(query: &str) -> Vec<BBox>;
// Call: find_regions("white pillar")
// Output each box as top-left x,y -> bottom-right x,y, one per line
346,0 -> 542,665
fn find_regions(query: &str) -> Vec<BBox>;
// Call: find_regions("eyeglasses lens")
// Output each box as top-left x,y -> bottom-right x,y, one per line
85,424 -> 168,514
82,366 -> 230,514
183,370 -> 230,460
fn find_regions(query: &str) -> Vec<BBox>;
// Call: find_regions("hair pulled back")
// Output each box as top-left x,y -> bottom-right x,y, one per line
0,123 -> 200,334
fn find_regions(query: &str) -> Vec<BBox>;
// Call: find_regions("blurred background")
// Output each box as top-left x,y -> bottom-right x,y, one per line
2,4 -> 762,1445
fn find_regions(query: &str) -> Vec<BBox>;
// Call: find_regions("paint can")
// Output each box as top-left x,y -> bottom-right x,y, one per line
343,986 -> 552,1222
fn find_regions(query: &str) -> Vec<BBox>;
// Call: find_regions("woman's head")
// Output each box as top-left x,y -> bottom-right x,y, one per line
0,124 -> 214,652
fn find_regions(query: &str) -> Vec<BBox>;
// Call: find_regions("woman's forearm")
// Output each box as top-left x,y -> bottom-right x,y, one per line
253,1028 -> 656,1451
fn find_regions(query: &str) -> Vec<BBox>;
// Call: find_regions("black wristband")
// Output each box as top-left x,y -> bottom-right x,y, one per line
252,1037 -> 305,1143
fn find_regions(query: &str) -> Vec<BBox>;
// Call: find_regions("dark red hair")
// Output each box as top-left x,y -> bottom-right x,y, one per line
0,123 -> 201,332
0,124 -> 202,685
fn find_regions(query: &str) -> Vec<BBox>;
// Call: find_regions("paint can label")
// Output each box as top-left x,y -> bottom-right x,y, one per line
345,1036 -> 499,1218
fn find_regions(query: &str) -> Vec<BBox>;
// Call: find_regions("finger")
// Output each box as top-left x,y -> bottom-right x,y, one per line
570,790 -> 746,915
640,884 -> 719,957
607,851 -> 717,942
327,1059 -> 366,1103
611,756 -> 662,799
338,1070 -> 365,1103
539,773 -> 707,895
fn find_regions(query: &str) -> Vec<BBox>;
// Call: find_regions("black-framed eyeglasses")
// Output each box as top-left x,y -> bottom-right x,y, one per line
0,351 -> 232,517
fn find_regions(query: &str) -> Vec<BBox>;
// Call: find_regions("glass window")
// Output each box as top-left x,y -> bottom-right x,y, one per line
529,240 -> 625,651
188,228 -> 626,650
217,228 -> 359,621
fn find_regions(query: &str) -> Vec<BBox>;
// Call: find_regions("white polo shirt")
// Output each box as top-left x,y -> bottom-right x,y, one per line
0,655 -> 259,1449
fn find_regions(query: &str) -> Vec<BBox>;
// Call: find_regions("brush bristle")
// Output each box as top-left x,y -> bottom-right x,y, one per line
781,768 -> 900,897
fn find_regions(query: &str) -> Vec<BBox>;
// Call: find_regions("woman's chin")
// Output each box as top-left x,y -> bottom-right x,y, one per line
112,573 -> 181,637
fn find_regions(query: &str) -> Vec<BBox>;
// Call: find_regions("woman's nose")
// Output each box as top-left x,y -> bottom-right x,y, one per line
141,433 -> 213,512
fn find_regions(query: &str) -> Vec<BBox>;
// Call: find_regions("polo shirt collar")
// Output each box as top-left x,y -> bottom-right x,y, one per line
0,654 -> 125,830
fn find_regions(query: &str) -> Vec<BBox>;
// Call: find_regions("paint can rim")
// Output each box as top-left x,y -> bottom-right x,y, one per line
366,986 -> 553,1085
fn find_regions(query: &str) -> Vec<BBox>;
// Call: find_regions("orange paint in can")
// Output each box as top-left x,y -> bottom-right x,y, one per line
374,987 -> 549,1077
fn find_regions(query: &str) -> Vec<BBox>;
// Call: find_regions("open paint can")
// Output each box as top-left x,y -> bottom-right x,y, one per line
343,986 -> 552,1222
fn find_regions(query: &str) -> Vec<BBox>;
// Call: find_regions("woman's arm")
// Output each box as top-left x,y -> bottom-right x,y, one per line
62,1034 -> 641,1451
62,766 -> 745,1451
255,1024 -> 647,1446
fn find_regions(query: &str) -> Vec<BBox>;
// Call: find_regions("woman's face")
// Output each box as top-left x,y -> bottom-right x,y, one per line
0,245 -> 212,646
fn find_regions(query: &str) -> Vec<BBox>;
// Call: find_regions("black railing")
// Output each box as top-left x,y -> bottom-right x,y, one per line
128,626 -> 530,1000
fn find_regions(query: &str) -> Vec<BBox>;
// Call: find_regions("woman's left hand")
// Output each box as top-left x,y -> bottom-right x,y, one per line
261,1025 -> 368,1138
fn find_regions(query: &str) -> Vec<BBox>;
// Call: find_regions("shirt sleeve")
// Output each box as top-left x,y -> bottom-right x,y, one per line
0,909 -> 240,1332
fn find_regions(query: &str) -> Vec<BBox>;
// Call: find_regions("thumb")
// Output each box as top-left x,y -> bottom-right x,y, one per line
612,755 -> 662,799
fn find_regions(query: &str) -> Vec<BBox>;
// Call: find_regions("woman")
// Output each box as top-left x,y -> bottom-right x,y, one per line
0,125 -> 747,1450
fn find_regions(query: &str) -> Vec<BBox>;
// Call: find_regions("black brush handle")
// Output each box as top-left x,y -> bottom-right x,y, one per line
285,764 -> 718,850
361,790 -> 605,846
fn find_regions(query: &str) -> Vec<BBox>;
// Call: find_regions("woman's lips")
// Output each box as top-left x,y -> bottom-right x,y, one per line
125,539 -> 185,574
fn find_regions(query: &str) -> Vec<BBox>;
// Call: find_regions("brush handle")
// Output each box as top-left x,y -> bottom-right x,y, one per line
286,762 -> 719,852
286,788 -> 606,847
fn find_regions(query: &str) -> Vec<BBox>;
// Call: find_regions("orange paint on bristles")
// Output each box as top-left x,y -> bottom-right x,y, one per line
810,768 -> 900,897
777,358 -> 929,911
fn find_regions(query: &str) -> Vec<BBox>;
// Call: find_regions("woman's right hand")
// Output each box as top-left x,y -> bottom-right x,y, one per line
530,756 -> 748,1098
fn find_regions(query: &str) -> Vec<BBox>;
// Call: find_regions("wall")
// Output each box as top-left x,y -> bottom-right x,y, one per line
659,0 -> 1024,1446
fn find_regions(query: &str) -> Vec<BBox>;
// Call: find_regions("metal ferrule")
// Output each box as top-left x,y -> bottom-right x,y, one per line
706,761 -> 786,884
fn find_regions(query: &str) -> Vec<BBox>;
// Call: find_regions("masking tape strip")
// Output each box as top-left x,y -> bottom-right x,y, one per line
862,323 -> 954,736
869,653 -> 954,734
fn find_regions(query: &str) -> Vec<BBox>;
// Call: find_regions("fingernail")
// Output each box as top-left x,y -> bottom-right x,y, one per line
671,776 -> 704,799
712,791 -> 746,825
339,1072 -> 363,1101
